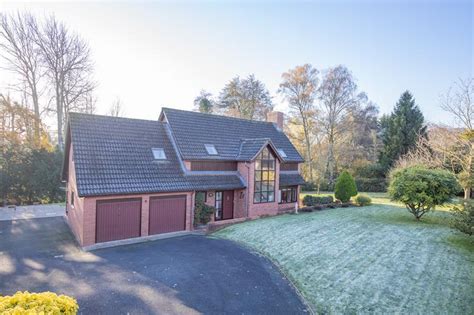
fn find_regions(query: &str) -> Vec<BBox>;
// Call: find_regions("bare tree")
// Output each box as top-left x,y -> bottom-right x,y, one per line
397,125 -> 472,199
279,64 -> 319,181
441,78 -> 473,131
0,12 -> 43,142
32,15 -> 95,149
108,98 -> 124,117
439,78 -> 473,198
318,65 -> 365,185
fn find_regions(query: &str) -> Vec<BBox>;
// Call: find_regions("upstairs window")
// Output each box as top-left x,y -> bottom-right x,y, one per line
254,147 -> 276,203
277,149 -> 287,158
205,144 -> 218,155
152,148 -> 166,160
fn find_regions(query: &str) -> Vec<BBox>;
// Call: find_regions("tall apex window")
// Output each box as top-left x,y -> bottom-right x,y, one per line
152,148 -> 166,160
205,144 -> 218,155
254,147 -> 276,203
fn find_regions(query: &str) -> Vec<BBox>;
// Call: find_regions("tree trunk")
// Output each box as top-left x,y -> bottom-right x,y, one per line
301,113 -> 313,182
326,132 -> 335,185
56,83 -> 64,150
464,187 -> 471,200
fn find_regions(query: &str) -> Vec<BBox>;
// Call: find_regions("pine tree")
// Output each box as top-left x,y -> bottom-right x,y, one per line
379,91 -> 426,170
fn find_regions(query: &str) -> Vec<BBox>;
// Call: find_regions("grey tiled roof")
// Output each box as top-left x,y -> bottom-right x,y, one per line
68,113 -> 245,197
279,173 -> 306,186
236,138 -> 284,161
163,108 -> 304,162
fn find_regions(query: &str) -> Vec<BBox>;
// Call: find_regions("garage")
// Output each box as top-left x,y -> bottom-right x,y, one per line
96,198 -> 142,243
149,195 -> 186,235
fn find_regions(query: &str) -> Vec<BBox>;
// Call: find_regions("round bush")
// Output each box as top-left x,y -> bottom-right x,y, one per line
388,166 -> 460,220
355,194 -> 372,206
194,200 -> 215,225
0,291 -> 78,314
334,171 -> 357,202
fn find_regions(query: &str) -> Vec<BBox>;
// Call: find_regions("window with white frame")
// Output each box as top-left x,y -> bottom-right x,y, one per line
152,148 -> 166,160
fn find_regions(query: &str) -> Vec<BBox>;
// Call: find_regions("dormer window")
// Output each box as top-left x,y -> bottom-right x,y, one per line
205,144 -> 218,155
277,149 -> 287,158
152,148 -> 166,160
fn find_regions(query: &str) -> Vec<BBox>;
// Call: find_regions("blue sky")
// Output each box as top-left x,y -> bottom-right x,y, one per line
0,1 -> 472,125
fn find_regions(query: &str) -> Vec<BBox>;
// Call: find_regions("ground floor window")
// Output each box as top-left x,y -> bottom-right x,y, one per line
279,186 -> 297,204
215,191 -> 223,220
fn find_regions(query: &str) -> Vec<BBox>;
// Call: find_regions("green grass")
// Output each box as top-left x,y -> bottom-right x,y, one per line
215,194 -> 474,314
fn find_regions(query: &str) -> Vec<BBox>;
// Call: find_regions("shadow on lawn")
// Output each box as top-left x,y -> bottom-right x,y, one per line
445,235 -> 474,252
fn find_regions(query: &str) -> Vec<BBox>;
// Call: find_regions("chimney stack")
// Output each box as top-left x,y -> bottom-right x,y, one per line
267,111 -> 284,130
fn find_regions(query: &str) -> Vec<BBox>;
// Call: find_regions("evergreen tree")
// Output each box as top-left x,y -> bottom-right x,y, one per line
379,91 -> 426,170
193,90 -> 214,113
334,171 -> 358,202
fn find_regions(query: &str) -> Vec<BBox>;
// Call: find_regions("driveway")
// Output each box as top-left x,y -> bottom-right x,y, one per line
0,217 -> 308,314
0,204 -> 65,221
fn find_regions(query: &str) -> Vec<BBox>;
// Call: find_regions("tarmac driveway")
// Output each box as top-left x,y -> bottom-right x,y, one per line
0,217 -> 308,314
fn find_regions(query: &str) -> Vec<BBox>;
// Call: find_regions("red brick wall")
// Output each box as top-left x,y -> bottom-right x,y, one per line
80,191 -> 193,247
66,143 -> 84,245
239,154 -> 281,218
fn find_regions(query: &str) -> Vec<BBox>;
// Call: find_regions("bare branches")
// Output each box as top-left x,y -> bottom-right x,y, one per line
108,98 -> 124,117
441,78 -> 474,130
32,14 -> 96,149
279,64 -> 320,181
0,12 -> 96,149
318,65 -> 364,184
0,12 -> 44,141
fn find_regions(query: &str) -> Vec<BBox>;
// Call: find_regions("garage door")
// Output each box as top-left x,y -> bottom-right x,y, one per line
149,195 -> 186,235
96,198 -> 142,243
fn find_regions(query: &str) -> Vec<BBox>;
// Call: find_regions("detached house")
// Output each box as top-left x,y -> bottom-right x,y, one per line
62,108 -> 305,247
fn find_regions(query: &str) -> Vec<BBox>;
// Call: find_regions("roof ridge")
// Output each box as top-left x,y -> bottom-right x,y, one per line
69,112 -> 161,124
162,107 -> 275,125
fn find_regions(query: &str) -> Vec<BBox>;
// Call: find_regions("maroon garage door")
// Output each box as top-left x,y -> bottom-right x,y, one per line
96,198 -> 142,243
149,195 -> 186,235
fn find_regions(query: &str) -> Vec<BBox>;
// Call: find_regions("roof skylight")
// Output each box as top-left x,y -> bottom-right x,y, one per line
277,149 -> 287,158
205,144 -> 218,155
152,148 -> 166,160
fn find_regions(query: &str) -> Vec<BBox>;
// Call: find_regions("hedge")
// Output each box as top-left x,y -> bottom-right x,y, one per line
0,291 -> 78,314
303,195 -> 334,206
354,177 -> 387,192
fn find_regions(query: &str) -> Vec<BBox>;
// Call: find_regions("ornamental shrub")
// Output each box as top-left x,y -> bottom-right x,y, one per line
388,166 -> 460,220
451,200 -> 474,236
302,195 -> 334,206
334,171 -> 357,202
355,194 -> 372,206
194,200 -> 215,225
0,291 -> 78,314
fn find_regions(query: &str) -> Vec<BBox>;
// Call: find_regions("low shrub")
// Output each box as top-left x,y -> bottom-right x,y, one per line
194,200 -> 215,225
451,201 -> 474,236
355,194 -> 372,206
0,291 -> 78,314
303,195 -> 334,206
334,171 -> 358,202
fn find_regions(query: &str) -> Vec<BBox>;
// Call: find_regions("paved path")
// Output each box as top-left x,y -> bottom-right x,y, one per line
0,204 -> 65,221
0,217 -> 308,314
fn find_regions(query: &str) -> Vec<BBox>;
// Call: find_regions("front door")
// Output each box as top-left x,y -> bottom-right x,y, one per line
215,190 -> 234,221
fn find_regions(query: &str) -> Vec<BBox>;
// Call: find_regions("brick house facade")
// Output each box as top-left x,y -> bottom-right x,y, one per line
63,108 -> 305,247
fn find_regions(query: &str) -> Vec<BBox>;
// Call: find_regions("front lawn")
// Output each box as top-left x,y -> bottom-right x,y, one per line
215,199 -> 474,313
